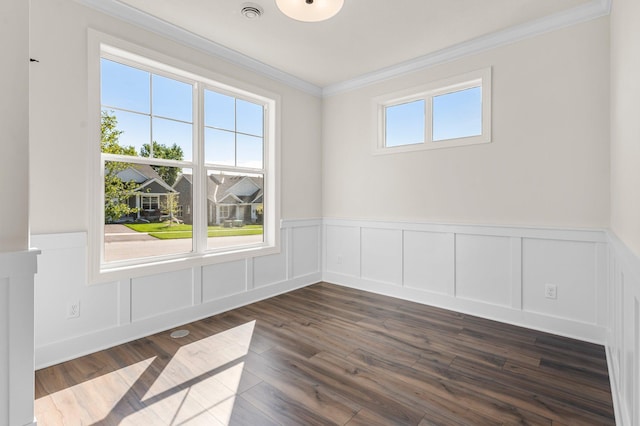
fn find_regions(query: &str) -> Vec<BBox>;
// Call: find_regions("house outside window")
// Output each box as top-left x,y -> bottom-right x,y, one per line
89,31 -> 280,282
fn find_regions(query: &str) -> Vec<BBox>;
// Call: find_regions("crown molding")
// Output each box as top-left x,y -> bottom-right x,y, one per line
322,0 -> 612,97
74,0 -> 610,99
74,0 -> 323,97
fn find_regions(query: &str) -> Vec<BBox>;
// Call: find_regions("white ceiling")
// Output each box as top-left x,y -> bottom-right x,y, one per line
102,0 -> 601,90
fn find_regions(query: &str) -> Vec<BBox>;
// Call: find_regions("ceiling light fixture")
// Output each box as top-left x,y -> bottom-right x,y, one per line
275,0 -> 344,22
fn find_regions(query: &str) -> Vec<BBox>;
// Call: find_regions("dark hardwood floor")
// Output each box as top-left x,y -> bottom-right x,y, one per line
35,282 -> 615,425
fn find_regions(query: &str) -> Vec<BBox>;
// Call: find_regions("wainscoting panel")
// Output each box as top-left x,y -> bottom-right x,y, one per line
323,218 -> 608,344
361,227 -> 403,286
0,250 -> 39,426
33,233 -> 119,348
522,238 -> 597,324
202,259 -> 247,302
291,225 -> 320,278
607,232 -> 640,426
131,269 -> 194,322
32,219 -> 322,369
403,231 -> 454,296
455,234 -> 512,307
324,225 -> 360,277
253,230 -> 288,288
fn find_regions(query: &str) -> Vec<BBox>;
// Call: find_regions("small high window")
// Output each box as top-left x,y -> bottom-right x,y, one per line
375,68 -> 491,154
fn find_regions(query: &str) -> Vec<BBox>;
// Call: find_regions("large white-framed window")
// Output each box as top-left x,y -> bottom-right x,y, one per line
88,30 -> 280,283
374,68 -> 492,154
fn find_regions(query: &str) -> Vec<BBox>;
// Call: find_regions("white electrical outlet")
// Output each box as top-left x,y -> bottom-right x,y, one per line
67,301 -> 80,319
336,255 -> 342,265
544,284 -> 557,300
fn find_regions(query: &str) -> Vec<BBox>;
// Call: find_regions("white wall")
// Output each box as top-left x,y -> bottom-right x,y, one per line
610,0 -> 640,258
0,0 -> 29,252
1,3 -> 38,425
322,18 -> 610,229
0,252 -> 38,426
607,0 -> 640,424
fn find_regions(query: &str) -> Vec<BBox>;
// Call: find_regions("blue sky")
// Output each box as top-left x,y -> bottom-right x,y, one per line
432,86 -> 482,141
101,58 -> 263,168
386,86 -> 482,147
385,99 -> 426,147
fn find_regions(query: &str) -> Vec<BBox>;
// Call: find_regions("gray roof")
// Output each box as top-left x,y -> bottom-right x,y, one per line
174,173 -> 263,204
114,163 -> 175,193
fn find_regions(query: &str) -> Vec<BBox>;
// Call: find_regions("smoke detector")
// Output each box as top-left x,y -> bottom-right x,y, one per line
241,3 -> 264,19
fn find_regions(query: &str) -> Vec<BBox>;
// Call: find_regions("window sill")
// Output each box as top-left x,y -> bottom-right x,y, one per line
91,243 -> 280,284
373,134 -> 491,155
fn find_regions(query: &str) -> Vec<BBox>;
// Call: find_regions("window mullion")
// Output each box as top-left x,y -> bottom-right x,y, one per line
234,98 -> 238,167
149,73 -> 154,158
193,82 -> 206,255
425,95 -> 433,145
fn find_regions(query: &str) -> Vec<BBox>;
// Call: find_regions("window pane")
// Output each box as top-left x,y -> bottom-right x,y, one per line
152,74 -> 193,122
205,128 -> 235,166
237,134 -> 263,169
236,99 -> 263,137
385,100 -> 425,147
152,117 -> 193,162
205,90 -> 235,131
206,171 -> 264,250
99,51 -> 274,273
432,86 -> 482,141
101,58 -> 150,113
104,163 -> 192,263
103,109 -> 149,156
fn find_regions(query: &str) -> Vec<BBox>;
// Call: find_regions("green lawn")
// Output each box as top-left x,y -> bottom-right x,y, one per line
125,223 -> 263,240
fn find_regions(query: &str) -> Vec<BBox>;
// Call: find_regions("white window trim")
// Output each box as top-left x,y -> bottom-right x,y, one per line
141,195 -> 161,211
373,67 -> 492,155
87,29 -> 281,284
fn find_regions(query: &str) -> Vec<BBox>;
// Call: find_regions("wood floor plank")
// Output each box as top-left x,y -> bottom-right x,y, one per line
240,381 -> 342,425
35,282 -> 615,425
211,394 -> 280,426
502,360 -> 613,407
307,351 -> 427,425
242,349 -> 361,424
445,357 -> 615,424
346,348 -> 550,426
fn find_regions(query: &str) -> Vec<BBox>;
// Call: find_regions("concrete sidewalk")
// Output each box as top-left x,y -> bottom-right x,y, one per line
104,234 -> 263,262
104,224 -> 156,242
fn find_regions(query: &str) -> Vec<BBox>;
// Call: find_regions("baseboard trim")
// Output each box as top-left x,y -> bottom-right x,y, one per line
324,272 -> 606,344
35,273 -> 320,369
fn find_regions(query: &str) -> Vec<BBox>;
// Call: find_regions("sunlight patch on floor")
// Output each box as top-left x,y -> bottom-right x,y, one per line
35,321 -> 257,425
